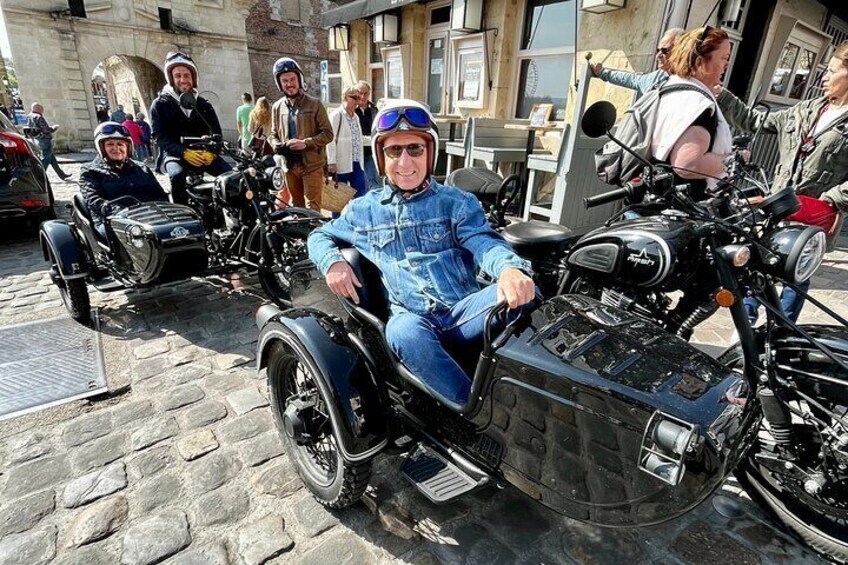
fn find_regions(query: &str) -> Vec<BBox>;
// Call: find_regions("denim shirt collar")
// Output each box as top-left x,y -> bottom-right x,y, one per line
380,177 -> 439,204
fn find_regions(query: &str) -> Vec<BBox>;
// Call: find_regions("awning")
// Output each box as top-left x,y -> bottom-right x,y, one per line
321,0 -> 420,27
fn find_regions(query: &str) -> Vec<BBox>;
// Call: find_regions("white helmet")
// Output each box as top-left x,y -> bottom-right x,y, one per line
164,51 -> 198,89
371,100 -> 440,178
94,121 -> 133,160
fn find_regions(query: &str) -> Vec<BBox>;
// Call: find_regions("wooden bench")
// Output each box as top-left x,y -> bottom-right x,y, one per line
444,118 -> 472,177
524,125 -> 569,218
470,118 -> 546,174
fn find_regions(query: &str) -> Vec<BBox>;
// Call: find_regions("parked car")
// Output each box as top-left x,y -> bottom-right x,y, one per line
0,111 -> 54,229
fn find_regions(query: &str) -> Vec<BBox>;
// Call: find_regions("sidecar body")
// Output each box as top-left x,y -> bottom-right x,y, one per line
256,251 -> 758,527
40,195 -> 208,322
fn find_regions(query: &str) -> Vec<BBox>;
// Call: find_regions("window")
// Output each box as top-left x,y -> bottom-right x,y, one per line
326,59 -> 342,105
158,8 -> 173,31
513,0 -> 576,120
452,36 -> 486,109
426,2 -> 453,114
385,49 -> 404,98
766,23 -> 827,105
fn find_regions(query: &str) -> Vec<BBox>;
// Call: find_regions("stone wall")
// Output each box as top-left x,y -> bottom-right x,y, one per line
245,0 -> 339,103
2,0 -> 256,151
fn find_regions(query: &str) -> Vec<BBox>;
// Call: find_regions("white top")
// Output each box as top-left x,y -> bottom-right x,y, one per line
813,105 -> 848,137
327,107 -> 365,175
651,76 -> 733,188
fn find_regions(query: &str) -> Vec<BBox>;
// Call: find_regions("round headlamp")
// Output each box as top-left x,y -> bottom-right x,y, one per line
271,167 -> 285,191
761,225 -> 826,284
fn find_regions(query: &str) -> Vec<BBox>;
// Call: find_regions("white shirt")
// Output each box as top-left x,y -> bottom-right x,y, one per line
813,105 -> 848,137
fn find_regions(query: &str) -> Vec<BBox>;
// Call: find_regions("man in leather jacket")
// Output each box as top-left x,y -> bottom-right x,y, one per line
307,101 -> 535,406
150,51 -> 231,205
267,57 -> 333,211
79,122 -> 168,236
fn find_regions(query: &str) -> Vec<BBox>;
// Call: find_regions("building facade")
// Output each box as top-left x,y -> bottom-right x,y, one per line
1,0 -> 258,151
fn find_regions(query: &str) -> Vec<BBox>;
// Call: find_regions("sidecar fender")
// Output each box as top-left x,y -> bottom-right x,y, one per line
40,220 -> 88,279
257,307 -> 387,463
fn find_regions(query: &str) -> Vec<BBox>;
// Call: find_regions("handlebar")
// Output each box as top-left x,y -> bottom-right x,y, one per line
181,135 -> 221,145
584,187 -> 629,208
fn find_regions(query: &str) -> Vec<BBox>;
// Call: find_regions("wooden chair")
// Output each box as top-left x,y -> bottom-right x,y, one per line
523,126 -> 570,219
444,118 -> 472,177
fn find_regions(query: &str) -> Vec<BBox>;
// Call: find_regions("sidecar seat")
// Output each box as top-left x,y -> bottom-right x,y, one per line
339,248 -> 479,413
73,194 -> 110,251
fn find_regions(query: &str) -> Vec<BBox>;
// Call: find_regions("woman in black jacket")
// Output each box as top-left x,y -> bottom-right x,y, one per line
79,122 -> 168,235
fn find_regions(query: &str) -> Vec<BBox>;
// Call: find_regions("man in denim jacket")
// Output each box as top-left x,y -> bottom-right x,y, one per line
307,101 -> 535,405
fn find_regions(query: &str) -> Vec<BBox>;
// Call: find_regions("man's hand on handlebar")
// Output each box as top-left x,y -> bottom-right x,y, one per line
325,261 -> 362,304
184,149 -> 214,167
497,268 -> 535,309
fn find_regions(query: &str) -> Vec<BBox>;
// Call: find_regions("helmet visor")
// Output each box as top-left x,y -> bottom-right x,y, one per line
274,60 -> 300,75
376,107 -> 433,132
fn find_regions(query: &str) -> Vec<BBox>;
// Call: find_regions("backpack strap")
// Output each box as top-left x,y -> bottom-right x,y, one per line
658,83 -> 719,150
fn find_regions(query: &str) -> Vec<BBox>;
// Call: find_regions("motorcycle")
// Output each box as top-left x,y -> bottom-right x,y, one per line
41,118 -> 324,324
253,101 -> 848,563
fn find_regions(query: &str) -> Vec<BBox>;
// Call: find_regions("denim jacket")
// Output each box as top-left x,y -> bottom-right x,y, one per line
307,180 -> 532,316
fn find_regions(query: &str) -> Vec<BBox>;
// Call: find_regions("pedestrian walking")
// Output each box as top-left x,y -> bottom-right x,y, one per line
327,86 -> 368,217
135,112 -> 153,163
26,102 -> 70,180
110,104 -> 126,123
247,97 -> 273,156
121,115 -> 145,161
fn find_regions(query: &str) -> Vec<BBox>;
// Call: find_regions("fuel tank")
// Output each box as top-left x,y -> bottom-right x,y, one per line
110,202 -> 207,285
477,295 -> 758,526
566,215 -> 700,289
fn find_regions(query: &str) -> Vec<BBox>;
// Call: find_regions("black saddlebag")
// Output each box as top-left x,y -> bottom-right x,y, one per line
110,202 -> 207,285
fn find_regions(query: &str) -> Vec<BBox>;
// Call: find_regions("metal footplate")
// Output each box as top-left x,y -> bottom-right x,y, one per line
400,443 -> 485,504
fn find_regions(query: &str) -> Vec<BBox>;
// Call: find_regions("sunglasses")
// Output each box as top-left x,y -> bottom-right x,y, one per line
656,46 -> 670,55
382,143 -> 426,159
101,124 -> 130,136
347,94 -> 361,100
689,25 -> 713,69
376,107 -> 434,132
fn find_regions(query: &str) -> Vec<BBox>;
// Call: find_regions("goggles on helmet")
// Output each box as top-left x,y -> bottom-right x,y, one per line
99,124 -> 130,137
166,51 -> 193,62
375,107 -> 434,133
274,60 -> 300,75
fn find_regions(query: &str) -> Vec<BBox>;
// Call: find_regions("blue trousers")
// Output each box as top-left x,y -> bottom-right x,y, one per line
386,284 -> 527,405
363,149 -> 381,191
744,279 -> 811,324
331,161 -> 368,219
38,138 -> 67,178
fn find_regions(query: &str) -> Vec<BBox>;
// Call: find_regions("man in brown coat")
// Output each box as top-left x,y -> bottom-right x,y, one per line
268,57 -> 333,211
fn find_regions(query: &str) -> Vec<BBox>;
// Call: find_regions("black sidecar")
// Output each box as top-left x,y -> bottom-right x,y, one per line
256,250 -> 759,527
40,194 -> 208,323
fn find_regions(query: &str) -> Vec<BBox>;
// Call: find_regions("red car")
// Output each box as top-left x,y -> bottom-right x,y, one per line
0,112 -> 55,229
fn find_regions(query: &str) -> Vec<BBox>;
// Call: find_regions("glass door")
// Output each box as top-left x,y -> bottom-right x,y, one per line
427,35 -> 448,114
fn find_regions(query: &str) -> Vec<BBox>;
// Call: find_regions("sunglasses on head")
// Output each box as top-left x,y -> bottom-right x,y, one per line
689,25 -> 713,69
376,107 -> 434,132
382,143 -> 426,159
101,124 -> 130,136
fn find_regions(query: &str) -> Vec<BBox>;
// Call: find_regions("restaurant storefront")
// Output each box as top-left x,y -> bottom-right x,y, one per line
320,0 -> 848,226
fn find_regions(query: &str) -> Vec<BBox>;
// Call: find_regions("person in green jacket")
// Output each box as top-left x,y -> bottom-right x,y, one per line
716,40 -> 848,322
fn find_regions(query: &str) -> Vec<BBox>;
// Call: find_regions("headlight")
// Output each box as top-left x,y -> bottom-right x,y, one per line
271,167 -> 284,191
761,225 -> 826,284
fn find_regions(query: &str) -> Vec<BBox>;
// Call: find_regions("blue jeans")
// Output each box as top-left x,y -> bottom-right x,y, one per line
386,284 -> 526,405
38,138 -> 67,178
165,156 -> 232,205
363,149 -> 381,191
135,144 -> 149,161
744,279 -> 811,324
331,161 -> 368,219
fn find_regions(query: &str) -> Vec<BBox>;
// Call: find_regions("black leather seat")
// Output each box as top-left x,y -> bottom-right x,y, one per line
73,193 -> 109,249
502,220 -> 575,246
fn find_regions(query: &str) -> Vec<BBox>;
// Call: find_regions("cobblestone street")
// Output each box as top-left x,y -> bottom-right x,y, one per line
0,157 -> 842,564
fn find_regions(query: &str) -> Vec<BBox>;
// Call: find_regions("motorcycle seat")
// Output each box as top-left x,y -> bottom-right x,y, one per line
73,194 -> 110,250
502,220 -> 575,247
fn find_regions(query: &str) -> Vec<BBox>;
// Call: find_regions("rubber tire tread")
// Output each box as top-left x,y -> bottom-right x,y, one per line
738,466 -> 848,564
266,341 -> 371,509
63,278 -> 91,325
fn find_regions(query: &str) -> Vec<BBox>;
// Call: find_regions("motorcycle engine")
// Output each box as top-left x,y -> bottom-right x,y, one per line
223,208 -> 240,231
600,287 -> 663,319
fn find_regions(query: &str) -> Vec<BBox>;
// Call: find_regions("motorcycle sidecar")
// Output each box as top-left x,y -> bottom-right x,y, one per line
40,195 -> 208,324
256,250 -> 759,526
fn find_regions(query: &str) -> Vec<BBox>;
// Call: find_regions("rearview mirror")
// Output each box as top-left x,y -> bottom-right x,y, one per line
581,101 -> 617,139
179,92 -> 197,110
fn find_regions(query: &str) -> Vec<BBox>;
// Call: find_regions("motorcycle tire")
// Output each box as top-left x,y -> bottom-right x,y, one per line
257,264 -> 292,309
48,247 -> 91,325
719,346 -> 848,563
266,341 -> 371,509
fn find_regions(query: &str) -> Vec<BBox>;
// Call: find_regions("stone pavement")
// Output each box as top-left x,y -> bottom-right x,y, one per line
0,161 -> 840,565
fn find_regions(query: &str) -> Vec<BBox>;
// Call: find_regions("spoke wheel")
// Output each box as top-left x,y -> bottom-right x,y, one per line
266,341 -> 371,508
